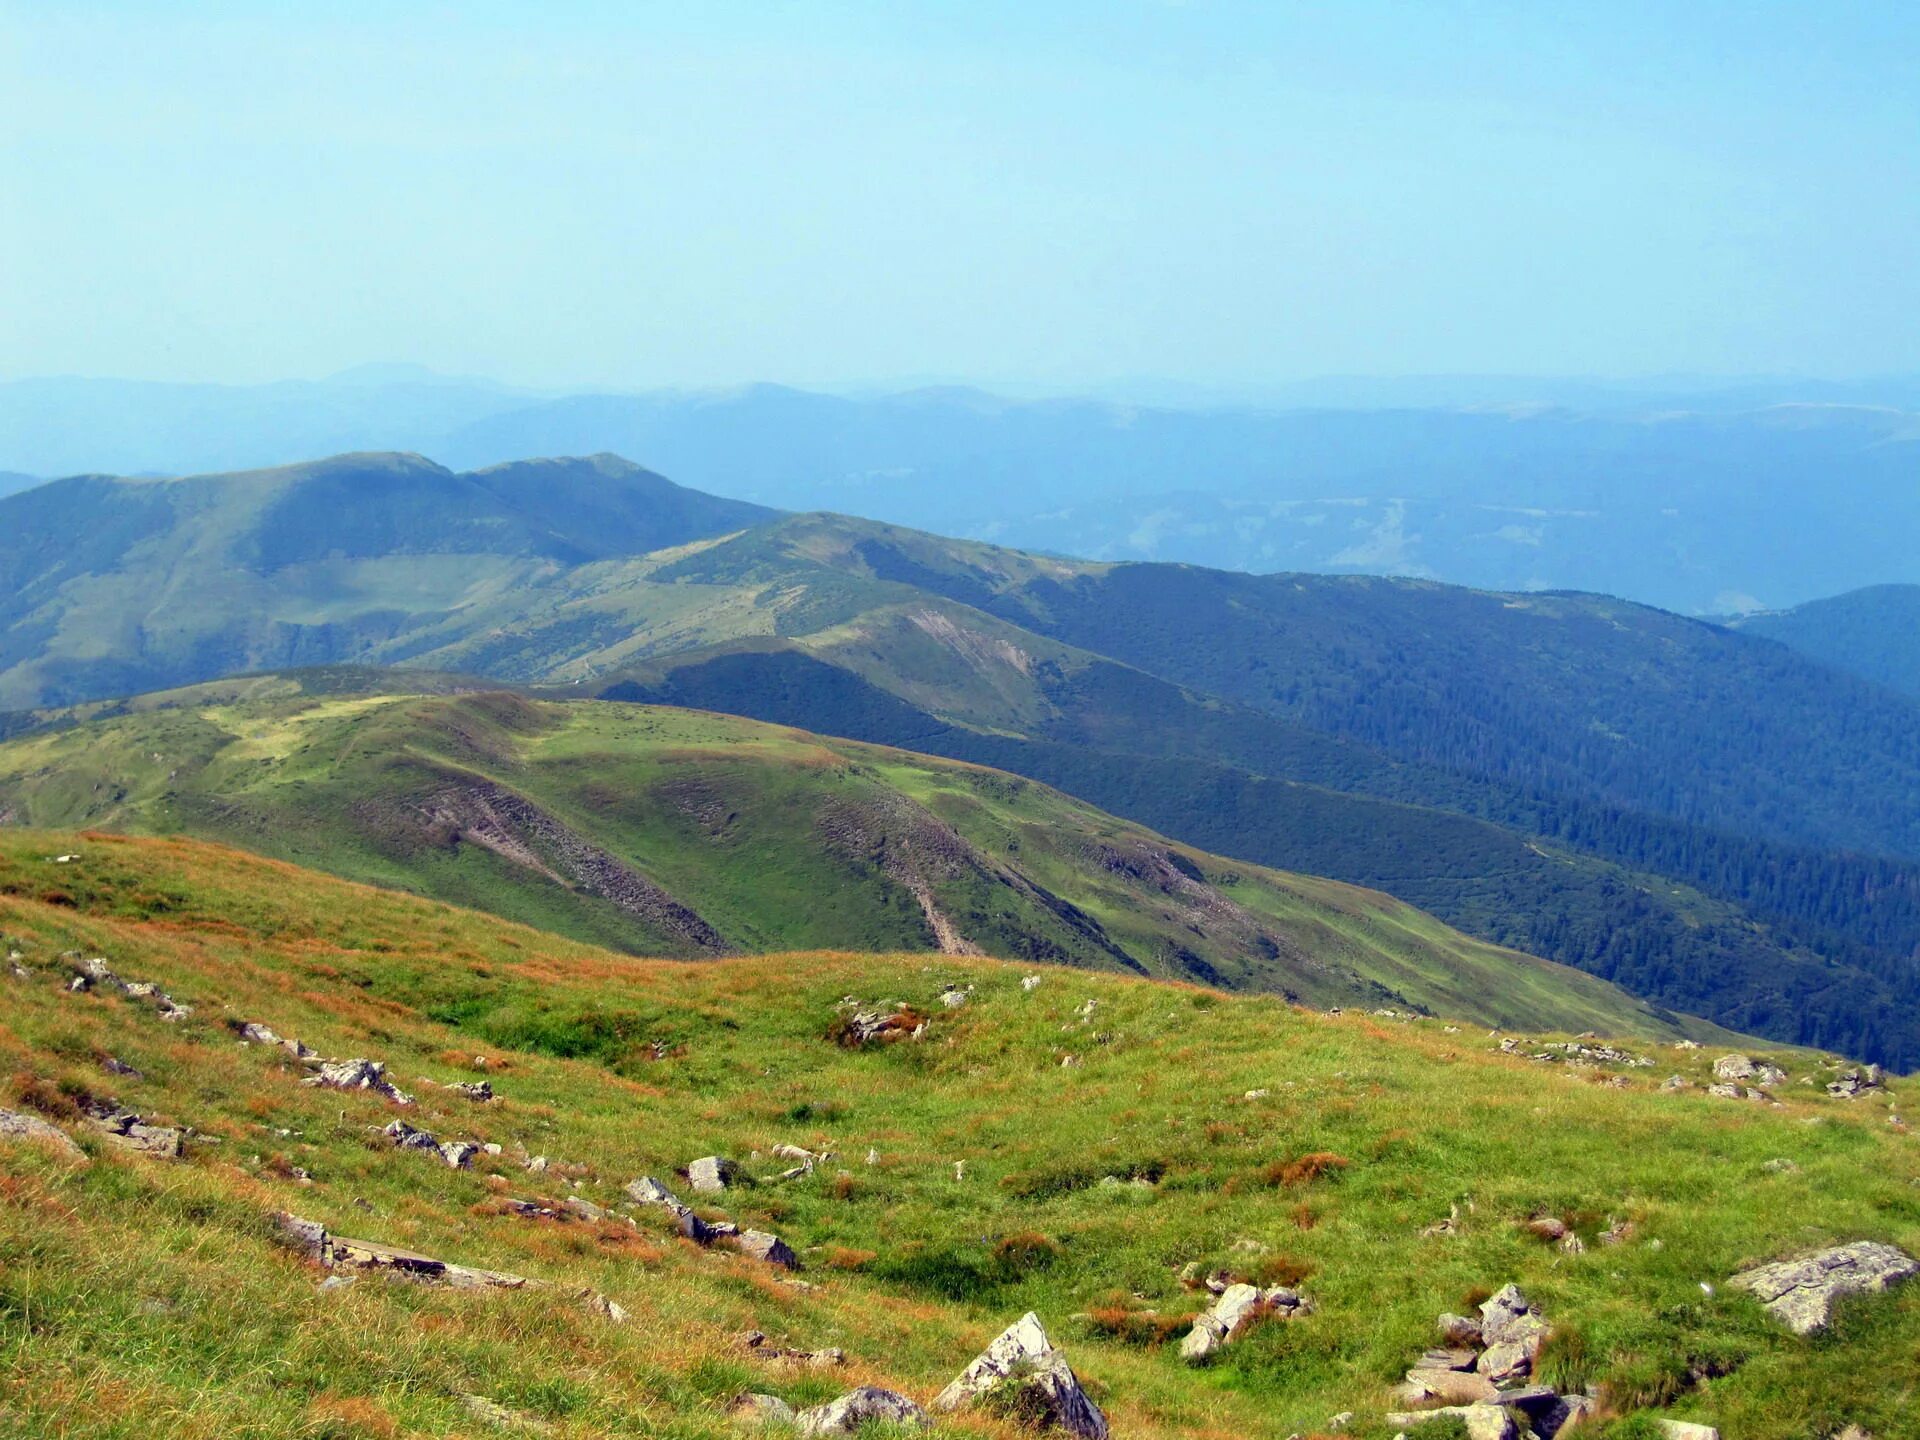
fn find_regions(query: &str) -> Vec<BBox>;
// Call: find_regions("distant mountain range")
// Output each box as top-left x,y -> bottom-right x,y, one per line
3,372 -> 1916,613
4,451 -> 1919,1065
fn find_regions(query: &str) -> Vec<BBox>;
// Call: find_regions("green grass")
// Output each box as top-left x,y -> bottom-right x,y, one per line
0,691 -> 1733,1043
0,832 -> 1912,1438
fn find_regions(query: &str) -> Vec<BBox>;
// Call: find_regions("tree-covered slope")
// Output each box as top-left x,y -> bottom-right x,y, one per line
0,832 -> 1913,1438
0,688 -> 1716,1041
1733,584 -> 1920,700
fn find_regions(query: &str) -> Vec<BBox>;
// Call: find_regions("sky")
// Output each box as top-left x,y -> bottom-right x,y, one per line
4,1 -> 1919,390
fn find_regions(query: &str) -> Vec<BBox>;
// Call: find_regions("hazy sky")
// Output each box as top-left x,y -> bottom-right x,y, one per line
5,2 -> 1918,389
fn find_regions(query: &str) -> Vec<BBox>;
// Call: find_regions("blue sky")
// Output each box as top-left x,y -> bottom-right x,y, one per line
4,2 -> 1917,388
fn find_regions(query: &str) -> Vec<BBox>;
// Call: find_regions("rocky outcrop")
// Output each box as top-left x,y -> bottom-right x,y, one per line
66,955 -> 192,1021
1729,1241 -> 1919,1334
305,1056 -> 414,1106
1713,1054 -> 1786,1087
728,1392 -> 795,1426
932,1312 -> 1107,1439
795,1386 -> 929,1436
742,1330 -> 845,1368
732,1230 -> 800,1270
689,1155 -> 745,1194
80,1099 -> 183,1158
1393,1285 -> 1593,1438
0,1107 -> 86,1159
1179,1282 -> 1311,1363
1653,1422 -> 1720,1440
1828,1066 -> 1886,1099
1385,1402 -> 1518,1440
271,1212 -> 626,1319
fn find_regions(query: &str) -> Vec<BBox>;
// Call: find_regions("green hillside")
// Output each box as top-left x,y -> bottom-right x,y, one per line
0,687 -> 1717,1042
0,452 -> 773,711
0,832 -> 1912,1438
1734,585 -> 1920,700
6,457 -> 1920,1066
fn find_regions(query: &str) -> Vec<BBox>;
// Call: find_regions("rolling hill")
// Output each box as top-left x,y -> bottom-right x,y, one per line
1733,585 -> 1920,700
0,831 -> 1913,1438
5,455 -> 1920,1064
0,685 -> 1718,1040
0,451 -> 773,711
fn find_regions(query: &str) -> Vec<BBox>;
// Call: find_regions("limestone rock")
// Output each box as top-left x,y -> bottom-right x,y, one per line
1404,1368 -> 1498,1404
1714,1054 -> 1786,1086
1653,1422 -> 1720,1440
0,1107 -> 85,1160
438,1140 -> 479,1169
689,1155 -> 745,1194
307,1057 -> 413,1105
1729,1241 -> 1918,1334
733,1229 -> 800,1270
795,1386 -> 929,1436
449,1080 -> 494,1102
1180,1282 -> 1268,1363
1436,1313 -> 1483,1347
728,1393 -> 795,1426
273,1211 -> 329,1260
1828,1066 -> 1886,1099
933,1312 -> 1108,1439
1386,1403 -> 1517,1440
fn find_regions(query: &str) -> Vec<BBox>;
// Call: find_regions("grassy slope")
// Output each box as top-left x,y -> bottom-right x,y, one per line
0,832 -> 1913,1439
0,692 -> 1716,1042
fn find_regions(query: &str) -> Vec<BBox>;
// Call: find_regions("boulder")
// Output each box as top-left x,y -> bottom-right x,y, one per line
1386,1403 -> 1517,1440
689,1155 -> 745,1194
1180,1282 -> 1268,1363
1653,1422 -> 1720,1440
272,1212 -> 329,1260
449,1080 -> 494,1101
932,1312 -> 1108,1439
1490,1388 -> 1594,1440
383,1119 -> 440,1151
733,1229 -> 800,1270
0,1107 -> 85,1160
1714,1054 -> 1786,1086
438,1140 -> 480,1169
1436,1313 -> 1483,1347
795,1386 -> 930,1436
1828,1066 -> 1886,1099
728,1393 -> 795,1426
307,1057 -> 413,1105
1404,1368 -> 1499,1404
1729,1241 -> 1918,1334
625,1175 -> 678,1207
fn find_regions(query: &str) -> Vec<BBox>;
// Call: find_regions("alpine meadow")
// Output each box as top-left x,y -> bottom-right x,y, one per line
5,6 -> 1920,1440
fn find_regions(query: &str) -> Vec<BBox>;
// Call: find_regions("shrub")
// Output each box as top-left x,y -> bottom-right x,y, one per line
992,1231 -> 1059,1277
1260,1152 -> 1350,1188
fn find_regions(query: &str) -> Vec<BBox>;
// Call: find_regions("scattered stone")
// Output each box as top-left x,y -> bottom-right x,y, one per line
0,1107 -> 86,1160
438,1140 -> 480,1169
306,1057 -> 413,1106
836,1003 -> 921,1047
742,1330 -> 847,1368
795,1386 -> 930,1436
1474,1285 -> 1548,1381
689,1155 -> 745,1194
1179,1282 -> 1310,1362
939,985 -> 970,1009
240,1022 -> 282,1045
449,1080 -> 494,1102
1706,1083 -> 1769,1102
562,1196 -> 608,1223
1022,975 -> 1043,991
1600,1218 -> 1635,1247
81,1100 -> 184,1158
932,1312 -> 1108,1439
383,1119 -> 441,1152
1401,1369 -> 1499,1405
1661,1075 -> 1690,1091
1245,1088 -> 1271,1100
1828,1066 -> 1886,1099
1385,1403 -> 1517,1440
1760,1158 -> 1799,1175
1729,1241 -> 1919,1334
1653,1422 -> 1720,1440
1714,1054 -> 1786,1087
733,1229 -> 801,1270
1526,1216 -> 1568,1242
728,1393 -> 796,1427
